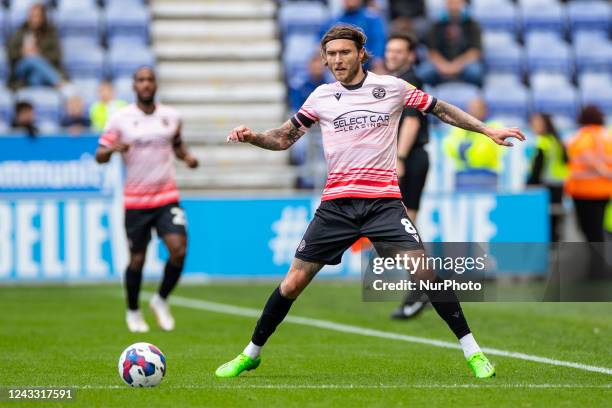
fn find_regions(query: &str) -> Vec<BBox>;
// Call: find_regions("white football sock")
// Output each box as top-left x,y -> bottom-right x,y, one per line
243,342 -> 261,359
459,333 -> 481,358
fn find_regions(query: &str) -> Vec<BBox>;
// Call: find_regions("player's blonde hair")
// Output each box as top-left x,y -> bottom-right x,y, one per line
320,24 -> 371,65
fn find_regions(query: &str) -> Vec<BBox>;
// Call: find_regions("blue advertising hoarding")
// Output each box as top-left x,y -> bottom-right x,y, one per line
0,136 -> 550,282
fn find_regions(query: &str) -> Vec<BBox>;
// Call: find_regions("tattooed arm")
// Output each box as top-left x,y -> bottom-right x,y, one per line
226,120 -> 306,151
431,99 -> 526,146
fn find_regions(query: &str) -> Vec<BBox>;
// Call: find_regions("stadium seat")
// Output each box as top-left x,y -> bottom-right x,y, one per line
108,45 -> 154,78
472,0 -> 518,33
531,75 -> 578,118
520,0 -> 566,34
482,31 -> 523,74
580,79 -> 612,115
574,34 -> 612,73
62,38 -> 106,80
282,33 -> 319,79
425,0 -> 445,19
278,1 -> 328,36
70,79 -> 100,108
484,76 -> 530,119
526,32 -> 572,76
113,77 -> 136,103
434,82 -> 481,112
105,3 -> 150,43
567,1 -> 611,32
15,87 -> 63,123
107,35 -> 149,50
578,72 -> 612,89
0,87 -> 14,124
55,3 -> 101,41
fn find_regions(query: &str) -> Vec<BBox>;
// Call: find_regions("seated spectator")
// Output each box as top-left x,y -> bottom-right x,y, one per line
11,101 -> 38,137
321,0 -> 387,73
389,0 -> 429,40
443,98 -> 504,190
418,0 -> 483,87
288,55 -> 326,113
89,81 -> 127,132
62,95 -> 91,136
7,3 -> 64,89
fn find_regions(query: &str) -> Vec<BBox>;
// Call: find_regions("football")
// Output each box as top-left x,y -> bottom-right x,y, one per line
118,342 -> 167,387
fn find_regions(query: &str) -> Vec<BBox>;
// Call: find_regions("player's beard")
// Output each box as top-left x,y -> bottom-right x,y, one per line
335,59 -> 361,84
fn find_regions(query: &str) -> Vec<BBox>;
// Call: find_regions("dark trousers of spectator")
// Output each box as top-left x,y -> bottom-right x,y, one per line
573,198 -> 608,242
417,61 -> 483,87
548,185 -> 564,242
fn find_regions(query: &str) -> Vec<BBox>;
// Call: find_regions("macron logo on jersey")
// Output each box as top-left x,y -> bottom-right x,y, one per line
333,110 -> 391,133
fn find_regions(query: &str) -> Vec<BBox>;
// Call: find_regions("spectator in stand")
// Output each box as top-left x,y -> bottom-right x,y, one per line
61,95 -> 91,136
289,55 -> 326,112
7,3 -> 64,89
565,106 -> 612,242
389,0 -> 429,40
11,101 -> 38,137
418,0 -> 483,86
321,0 -> 387,73
89,81 -> 127,132
527,113 -> 569,242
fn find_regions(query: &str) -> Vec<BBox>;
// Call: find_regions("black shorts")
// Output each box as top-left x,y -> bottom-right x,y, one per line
125,202 -> 187,252
295,198 -> 423,265
399,146 -> 429,211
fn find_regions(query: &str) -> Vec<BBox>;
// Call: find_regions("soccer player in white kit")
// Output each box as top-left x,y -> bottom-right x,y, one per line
95,67 -> 199,333
216,25 -> 525,379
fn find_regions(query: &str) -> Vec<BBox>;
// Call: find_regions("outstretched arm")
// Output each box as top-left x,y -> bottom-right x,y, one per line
227,120 -> 306,151
431,99 -> 526,146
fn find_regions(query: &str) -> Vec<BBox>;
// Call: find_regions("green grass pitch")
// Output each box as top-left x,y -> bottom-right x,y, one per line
1,282 -> 610,407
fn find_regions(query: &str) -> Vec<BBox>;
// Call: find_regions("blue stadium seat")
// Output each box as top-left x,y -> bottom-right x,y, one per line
0,87 -> 14,124
483,31 -> 523,74
70,79 -> 100,108
15,87 -> 63,123
283,33 -> 319,80
55,3 -> 101,40
113,77 -> 136,103
567,1 -> 611,32
574,33 -> 612,73
109,45 -> 154,78
107,35 -> 149,50
526,32 -> 572,76
483,75 -> 530,119
580,77 -> 612,114
434,82 -> 481,112
105,3 -> 150,43
520,0 -> 566,34
472,0 -> 518,33
62,38 -> 106,80
531,75 -> 578,118
278,1 -> 329,36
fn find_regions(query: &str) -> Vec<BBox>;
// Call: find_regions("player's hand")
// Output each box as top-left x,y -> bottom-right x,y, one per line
227,125 -> 255,144
486,127 -> 526,147
184,154 -> 199,169
111,142 -> 130,152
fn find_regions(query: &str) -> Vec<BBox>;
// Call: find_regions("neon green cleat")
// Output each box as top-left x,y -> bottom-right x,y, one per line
215,353 -> 261,378
466,352 -> 496,378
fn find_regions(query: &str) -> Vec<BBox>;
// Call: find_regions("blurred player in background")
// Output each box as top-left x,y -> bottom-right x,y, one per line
216,25 -> 525,379
384,33 -> 432,320
95,67 -> 199,332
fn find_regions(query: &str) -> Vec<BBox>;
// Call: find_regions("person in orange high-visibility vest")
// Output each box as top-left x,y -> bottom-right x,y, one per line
565,105 -> 612,242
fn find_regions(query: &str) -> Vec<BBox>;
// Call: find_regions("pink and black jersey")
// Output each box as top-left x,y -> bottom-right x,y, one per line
98,104 -> 182,209
291,71 -> 436,201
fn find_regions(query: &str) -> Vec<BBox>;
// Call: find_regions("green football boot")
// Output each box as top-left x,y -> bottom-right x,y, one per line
215,353 -> 261,378
467,352 -> 496,378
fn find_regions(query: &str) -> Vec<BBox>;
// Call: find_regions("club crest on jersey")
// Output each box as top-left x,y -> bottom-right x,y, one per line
334,92 -> 342,101
372,87 -> 386,99
161,117 -> 169,127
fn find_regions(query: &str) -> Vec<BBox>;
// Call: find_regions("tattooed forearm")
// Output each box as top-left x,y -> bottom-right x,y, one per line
432,100 -> 490,135
250,120 -> 305,151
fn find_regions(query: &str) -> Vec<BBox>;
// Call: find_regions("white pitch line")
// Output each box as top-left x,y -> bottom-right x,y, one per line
62,384 -> 612,390
148,292 -> 612,376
